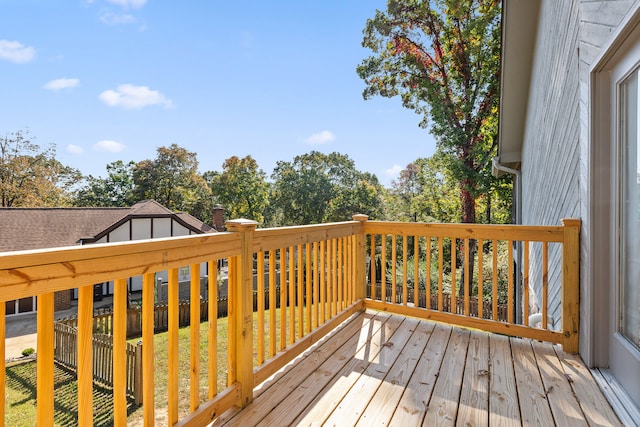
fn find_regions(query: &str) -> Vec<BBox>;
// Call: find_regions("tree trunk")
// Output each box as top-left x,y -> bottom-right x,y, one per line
459,180 -> 476,299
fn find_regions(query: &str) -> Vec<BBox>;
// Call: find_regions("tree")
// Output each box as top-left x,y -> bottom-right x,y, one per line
73,160 -> 136,207
207,155 -> 269,224
132,144 -> 212,220
388,152 -> 461,223
358,0 -> 501,224
0,129 -> 80,207
270,151 -> 384,225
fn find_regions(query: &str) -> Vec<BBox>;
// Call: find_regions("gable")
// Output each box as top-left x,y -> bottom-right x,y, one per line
0,200 -> 214,252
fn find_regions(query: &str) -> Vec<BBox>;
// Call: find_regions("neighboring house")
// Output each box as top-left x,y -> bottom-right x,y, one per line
0,200 -> 222,315
495,0 -> 640,418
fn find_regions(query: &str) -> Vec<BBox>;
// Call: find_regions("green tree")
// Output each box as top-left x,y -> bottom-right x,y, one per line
358,0 -> 501,224
0,129 -> 80,207
73,160 -> 135,207
388,152 -> 461,223
270,151 -> 384,225
207,155 -> 269,224
132,144 -> 212,220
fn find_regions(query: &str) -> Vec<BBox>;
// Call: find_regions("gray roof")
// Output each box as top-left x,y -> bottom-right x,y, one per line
0,199 -> 214,253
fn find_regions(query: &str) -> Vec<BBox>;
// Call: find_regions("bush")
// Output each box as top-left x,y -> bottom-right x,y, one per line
21,348 -> 35,357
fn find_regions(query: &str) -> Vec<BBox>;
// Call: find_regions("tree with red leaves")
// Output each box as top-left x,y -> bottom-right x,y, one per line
358,0 -> 501,225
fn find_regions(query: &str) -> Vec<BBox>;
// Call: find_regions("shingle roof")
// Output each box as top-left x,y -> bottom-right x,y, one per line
0,200 -> 214,252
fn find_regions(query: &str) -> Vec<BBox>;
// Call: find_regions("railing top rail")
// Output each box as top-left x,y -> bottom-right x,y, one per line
253,220 -> 362,252
0,231 -> 241,303
363,221 -> 566,242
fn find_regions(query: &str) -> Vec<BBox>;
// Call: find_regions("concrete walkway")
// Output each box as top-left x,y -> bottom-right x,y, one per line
5,297 -> 113,362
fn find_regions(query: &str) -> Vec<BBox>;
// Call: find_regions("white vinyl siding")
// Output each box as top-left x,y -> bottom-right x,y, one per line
521,0 -> 581,328
521,0 -> 638,360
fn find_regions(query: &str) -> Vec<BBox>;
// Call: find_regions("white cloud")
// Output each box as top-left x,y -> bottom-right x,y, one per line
100,12 -> 136,25
94,140 -> 126,153
0,40 -> 35,64
107,0 -> 146,9
304,130 -> 335,145
99,84 -> 174,109
67,144 -> 85,154
43,78 -> 80,90
385,164 -> 403,178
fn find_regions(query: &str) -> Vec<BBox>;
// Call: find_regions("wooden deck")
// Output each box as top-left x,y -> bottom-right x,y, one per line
214,310 -> 621,426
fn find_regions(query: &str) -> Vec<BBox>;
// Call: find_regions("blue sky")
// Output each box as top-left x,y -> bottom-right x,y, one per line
0,0 -> 436,187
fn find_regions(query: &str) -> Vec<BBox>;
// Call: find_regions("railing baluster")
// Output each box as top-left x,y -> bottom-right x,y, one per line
208,261 -> 218,398
305,243 -> 312,334
426,237 -> 431,310
258,252 -> 265,364
168,268 -> 179,423
0,303 -> 5,427
312,242 -> 319,329
297,245 -> 303,340
451,238 -> 457,314
268,250 -> 276,358
370,234 -> 376,301
478,239 -> 484,319
438,237 -> 444,312
190,263 -> 201,412
320,241 -> 326,324
523,242 -> 530,325
113,278 -> 128,426
507,241 -> 514,324
288,246 -> 295,345
464,238 -> 470,317
338,238 -> 344,311
402,236 -> 408,306
332,238 -> 338,316
36,293 -> 55,426
492,240 -> 498,321
391,235 -> 397,304
279,248 -> 286,351
542,241 -> 549,330
381,235 -> 387,303
142,272 -> 155,425
414,236 -> 419,308
78,284 -> 93,427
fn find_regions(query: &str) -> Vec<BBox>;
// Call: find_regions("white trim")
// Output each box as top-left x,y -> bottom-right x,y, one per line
590,6 -> 640,409
592,369 -> 640,427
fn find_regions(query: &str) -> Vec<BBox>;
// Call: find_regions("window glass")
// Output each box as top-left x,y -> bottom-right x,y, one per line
620,70 -> 640,349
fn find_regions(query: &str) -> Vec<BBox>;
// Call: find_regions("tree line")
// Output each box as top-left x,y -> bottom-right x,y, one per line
1,129 -> 510,227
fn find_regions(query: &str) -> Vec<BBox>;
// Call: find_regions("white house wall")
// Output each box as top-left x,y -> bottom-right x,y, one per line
520,0 -> 638,361
521,0 -> 581,330
95,218 -> 205,294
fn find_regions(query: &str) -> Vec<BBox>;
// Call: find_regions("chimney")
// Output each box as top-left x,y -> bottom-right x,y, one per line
212,204 -> 225,231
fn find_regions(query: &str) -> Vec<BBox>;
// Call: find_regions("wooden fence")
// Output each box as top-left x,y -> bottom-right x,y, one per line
53,323 -> 143,404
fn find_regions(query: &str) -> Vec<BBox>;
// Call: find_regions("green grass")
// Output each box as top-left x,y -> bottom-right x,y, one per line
5,306 -> 303,425
5,360 -> 137,427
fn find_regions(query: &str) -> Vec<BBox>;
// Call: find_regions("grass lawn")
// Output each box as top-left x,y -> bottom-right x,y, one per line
5,307 -> 297,426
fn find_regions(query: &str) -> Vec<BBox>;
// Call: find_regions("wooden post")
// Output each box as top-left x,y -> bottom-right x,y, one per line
226,218 -> 258,407
353,214 -> 368,303
561,218 -> 581,353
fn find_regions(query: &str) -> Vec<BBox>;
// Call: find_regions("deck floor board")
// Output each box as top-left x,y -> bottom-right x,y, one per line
219,310 -> 622,427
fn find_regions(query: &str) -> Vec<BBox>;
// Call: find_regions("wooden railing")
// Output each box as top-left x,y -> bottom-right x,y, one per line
0,216 -> 579,426
361,218 -> 580,353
